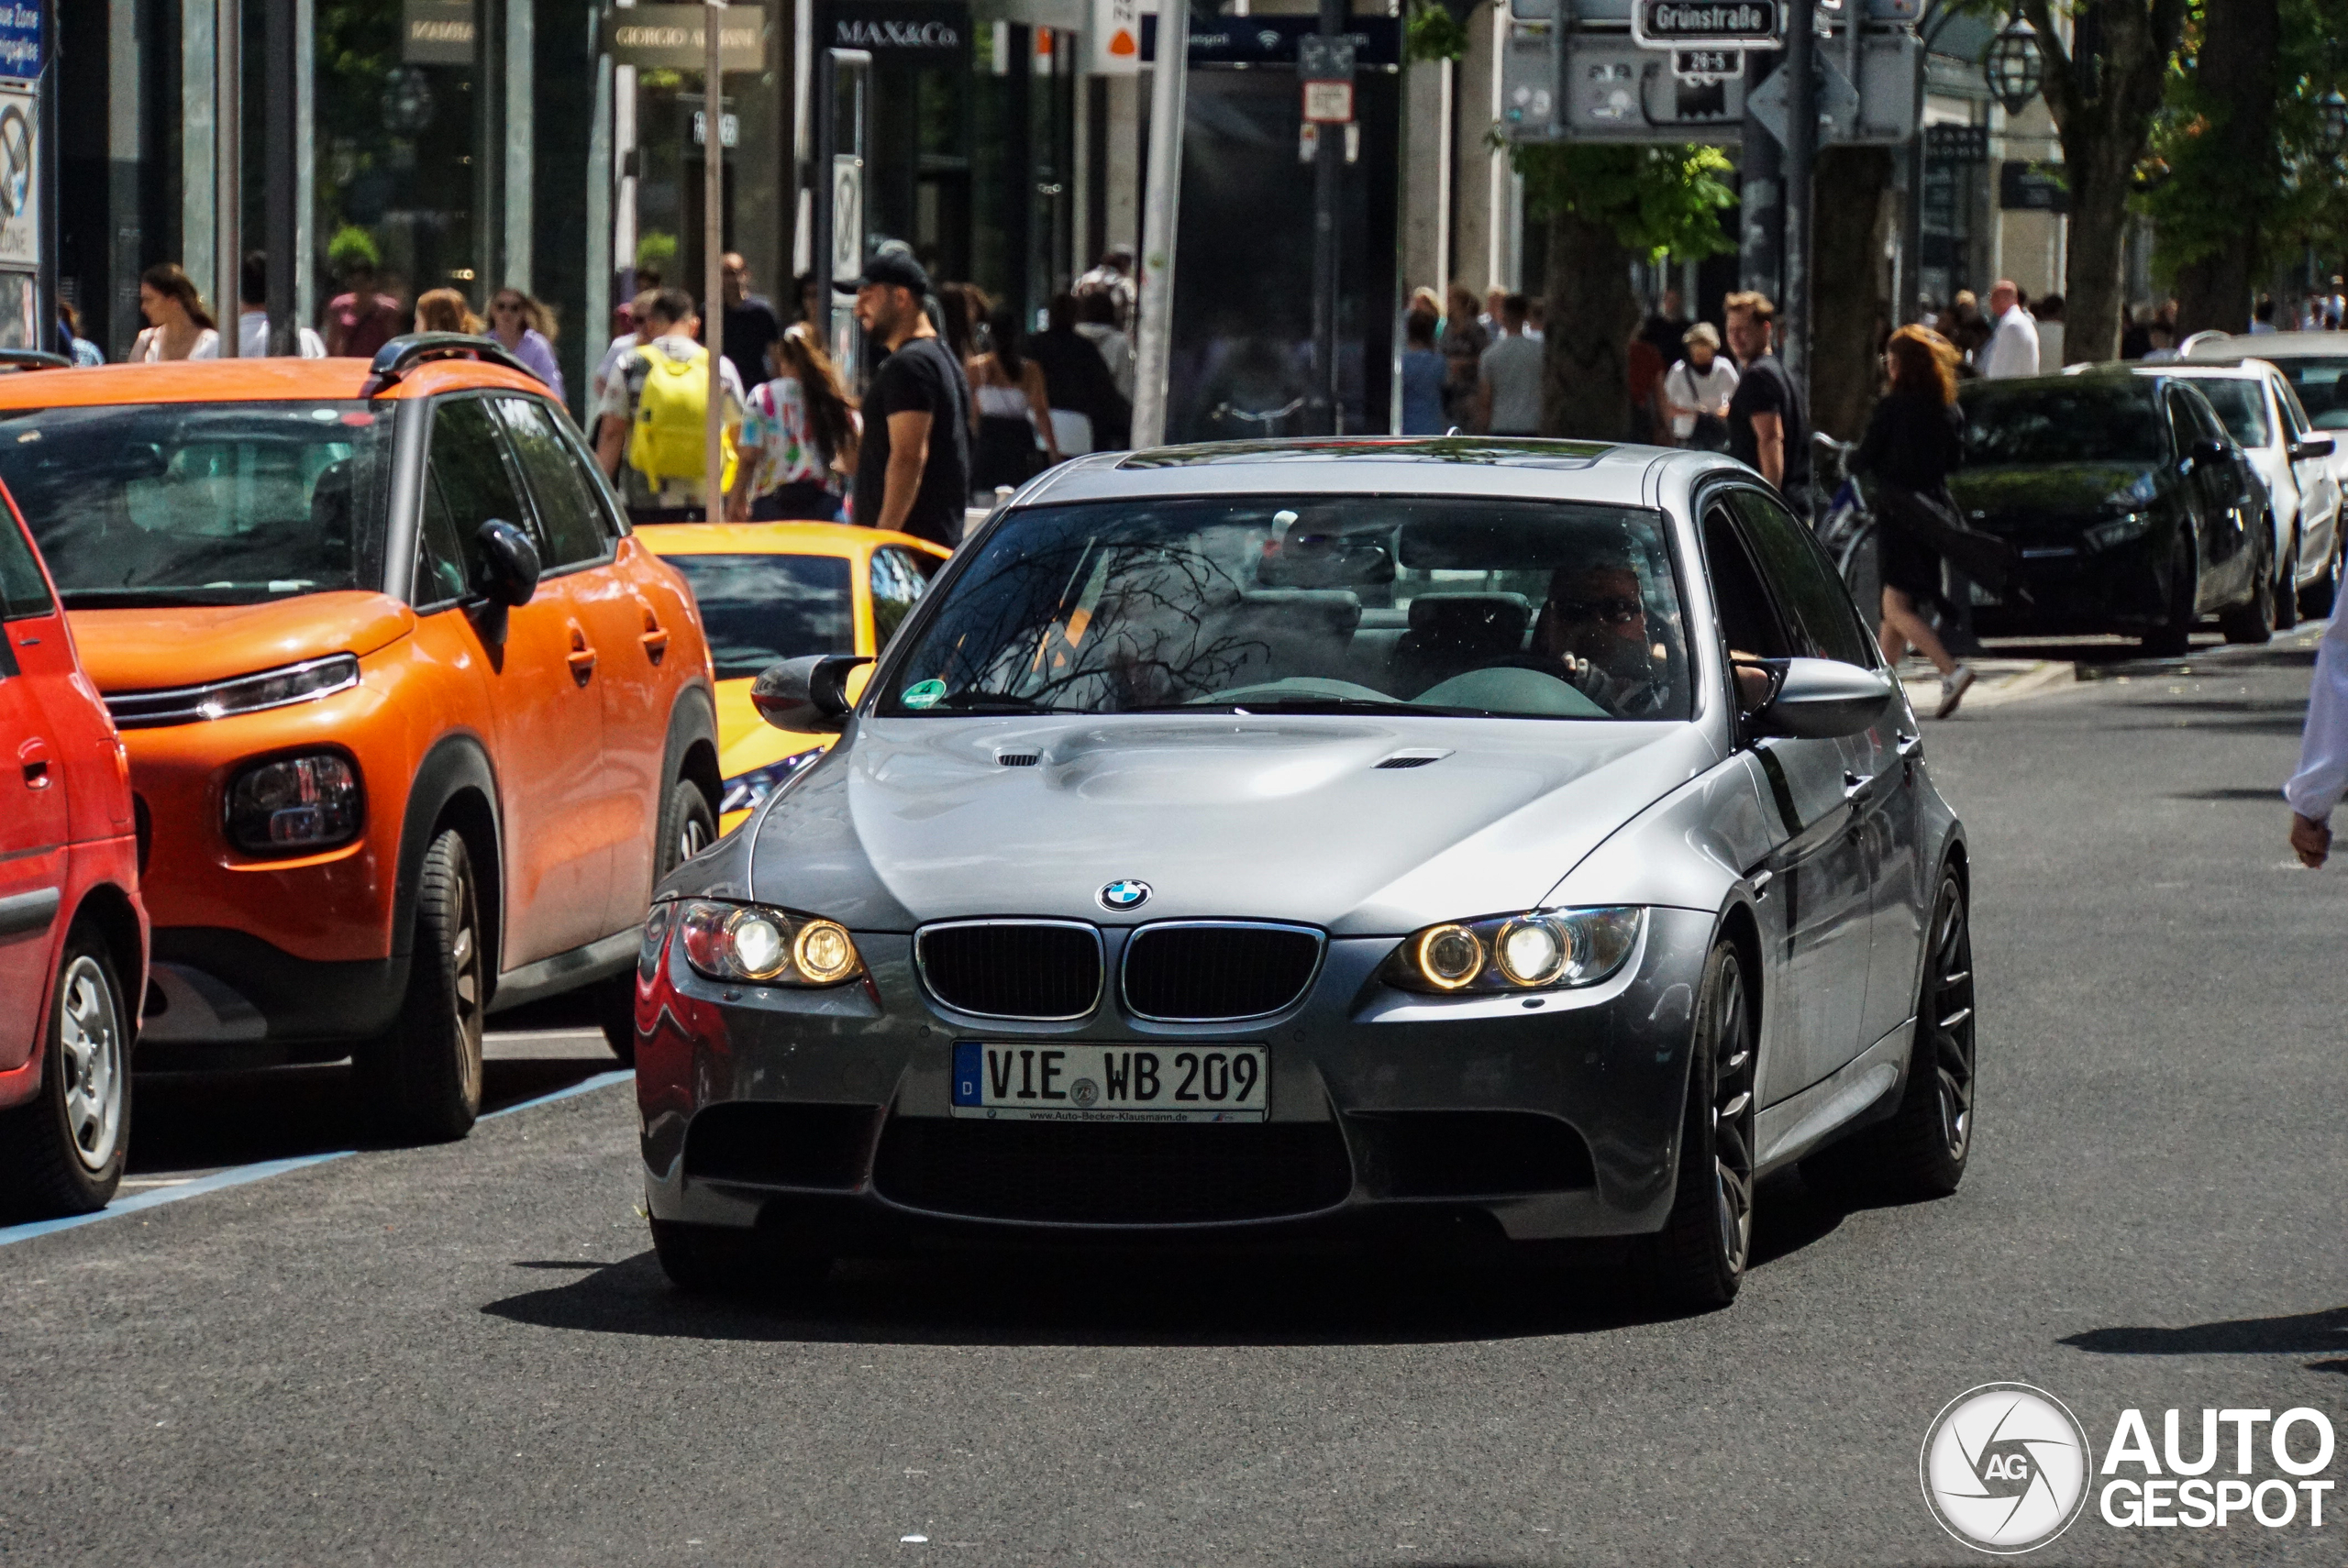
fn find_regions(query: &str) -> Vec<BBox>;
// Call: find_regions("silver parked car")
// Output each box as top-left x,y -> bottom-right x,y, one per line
631,440 -> 1976,1309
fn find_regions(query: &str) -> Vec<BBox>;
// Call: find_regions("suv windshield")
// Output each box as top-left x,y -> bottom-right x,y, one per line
2268,358 -> 2348,430
880,497 -> 1691,721
0,402 -> 392,608
1961,381 -> 2165,466
658,552 -> 854,679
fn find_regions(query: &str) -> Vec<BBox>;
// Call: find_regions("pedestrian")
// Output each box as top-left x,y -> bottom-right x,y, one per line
56,301 -> 103,366
1523,300 -> 1546,342
2287,612 -> 2348,867
1075,245 -> 1137,330
1639,287 -> 1691,366
1477,293 -> 1544,436
2142,321 -> 2180,363
128,264 -> 219,361
1627,328 -> 1665,443
1439,283 -> 1489,430
937,282 -> 987,366
231,253 -> 327,359
1660,321 -> 1737,450
1029,292 -> 1132,453
730,322 -> 860,522
414,288 -> 482,336
1400,308 -> 1446,435
1855,326 -> 1991,719
843,250 -> 971,547
1480,286 -> 1506,338
720,253 -> 781,403
1977,279 -> 2040,379
966,302 -> 1060,489
323,255 -> 401,359
1723,291 -> 1811,502
486,287 -> 565,399
593,289 -> 659,425
2249,294 -> 2278,336
1074,288 -> 1135,403
593,285 -> 747,525
2034,293 -> 2066,370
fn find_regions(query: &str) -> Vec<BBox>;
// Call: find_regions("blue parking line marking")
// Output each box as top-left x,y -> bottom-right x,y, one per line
0,1067 -> 635,1248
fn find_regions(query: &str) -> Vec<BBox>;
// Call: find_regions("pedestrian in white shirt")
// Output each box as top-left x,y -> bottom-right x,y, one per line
1977,279 -> 2040,379
1660,322 -> 1738,448
2287,612 -> 2348,866
227,254 -> 327,359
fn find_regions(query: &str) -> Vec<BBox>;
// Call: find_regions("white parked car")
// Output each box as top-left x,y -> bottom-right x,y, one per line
2181,336 -> 2348,615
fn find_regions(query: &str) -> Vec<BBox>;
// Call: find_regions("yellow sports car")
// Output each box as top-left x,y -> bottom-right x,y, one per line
637,523 -> 950,833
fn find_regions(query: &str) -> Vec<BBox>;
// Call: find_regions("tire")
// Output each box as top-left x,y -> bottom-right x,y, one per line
650,1218 -> 830,1298
0,927 -> 131,1219
2218,523 -> 2276,644
599,779 -> 717,1065
2299,531 -> 2341,619
355,829 -> 486,1143
2274,525 -> 2300,632
1805,870 -> 1977,1203
2140,528 -> 2198,657
1639,938 -> 1756,1311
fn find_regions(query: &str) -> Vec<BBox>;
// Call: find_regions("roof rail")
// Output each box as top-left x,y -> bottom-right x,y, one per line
0,349 -> 71,372
360,333 -> 535,395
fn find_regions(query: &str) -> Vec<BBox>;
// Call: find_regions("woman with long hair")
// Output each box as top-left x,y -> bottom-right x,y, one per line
731,322 -> 862,521
966,303 -> 1059,492
486,287 -> 565,400
414,288 -> 483,336
130,264 -> 218,361
1857,325 -> 1980,717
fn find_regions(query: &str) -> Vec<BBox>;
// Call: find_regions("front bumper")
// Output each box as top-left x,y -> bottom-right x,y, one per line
1967,526 -> 2172,635
637,906 -> 1718,1247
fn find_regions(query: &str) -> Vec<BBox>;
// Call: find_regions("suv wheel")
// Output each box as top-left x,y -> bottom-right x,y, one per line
2218,523 -> 2276,644
1640,938 -> 1755,1310
0,927 -> 130,1218
357,829 -> 485,1142
600,779 -> 717,1066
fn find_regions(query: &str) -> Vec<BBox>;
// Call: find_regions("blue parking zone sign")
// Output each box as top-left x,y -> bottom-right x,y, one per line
0,2 -> 40,82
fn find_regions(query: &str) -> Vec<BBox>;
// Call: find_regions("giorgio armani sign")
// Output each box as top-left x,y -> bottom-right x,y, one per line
826,2 -> 966,53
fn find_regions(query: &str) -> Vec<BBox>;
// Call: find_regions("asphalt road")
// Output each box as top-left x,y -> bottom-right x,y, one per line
4,629 -> 2345,1565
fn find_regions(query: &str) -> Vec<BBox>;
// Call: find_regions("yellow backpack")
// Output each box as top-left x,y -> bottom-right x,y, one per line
626,344 -> 737,491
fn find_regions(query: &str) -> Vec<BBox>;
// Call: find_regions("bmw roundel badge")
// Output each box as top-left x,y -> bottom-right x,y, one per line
1098,878 -> 1151,911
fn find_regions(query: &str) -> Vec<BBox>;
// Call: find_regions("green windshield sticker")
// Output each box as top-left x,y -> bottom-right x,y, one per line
901,679 -> 947,710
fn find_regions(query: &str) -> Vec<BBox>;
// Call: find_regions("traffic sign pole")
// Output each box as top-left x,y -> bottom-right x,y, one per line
1781,0 -> 1812,398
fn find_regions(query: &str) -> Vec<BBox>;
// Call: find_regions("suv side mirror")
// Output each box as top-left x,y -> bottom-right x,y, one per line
1750,657 -> 1895,740
2290,435 -> 2337,461
752,654 -> 872,733
475,520 -> 541,607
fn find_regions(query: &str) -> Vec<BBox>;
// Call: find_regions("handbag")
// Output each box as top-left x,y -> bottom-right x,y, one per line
1875,482 -> 2019,598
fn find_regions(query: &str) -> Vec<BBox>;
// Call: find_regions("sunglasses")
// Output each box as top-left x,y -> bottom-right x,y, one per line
1554,596 -> 1645,626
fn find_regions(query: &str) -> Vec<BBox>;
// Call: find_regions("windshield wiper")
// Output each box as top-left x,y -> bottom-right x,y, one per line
1182,696 -> 1424,714
930,690 -> 1058,712
57,586 -> 307,609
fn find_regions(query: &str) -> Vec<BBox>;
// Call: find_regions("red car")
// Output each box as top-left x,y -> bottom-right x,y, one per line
0,467 -> 146,1217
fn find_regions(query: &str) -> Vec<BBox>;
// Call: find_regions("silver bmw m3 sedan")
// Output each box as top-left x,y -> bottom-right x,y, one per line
631,438 -> 1976,1309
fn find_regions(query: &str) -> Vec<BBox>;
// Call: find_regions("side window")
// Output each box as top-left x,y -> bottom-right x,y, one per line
428,397 -> 528,543
494,397 -> 610,569
2167,392 -> 2203,456
1700,503 -> 1794,664
869,547 -> 930,647
1727,489 -> 1877,667
415,474 -> 477,608
2276,379 -> 2311,439
0,513 -> 52,622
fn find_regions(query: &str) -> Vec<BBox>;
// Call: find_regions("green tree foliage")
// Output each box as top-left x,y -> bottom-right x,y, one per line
1404,0 -> 1474,65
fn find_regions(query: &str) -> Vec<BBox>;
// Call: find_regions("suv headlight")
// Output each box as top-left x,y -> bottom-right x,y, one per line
1386,907 -> 1644,994
675,900 -> 864,986
225,752 -> 363,855
2085,511 -> 2153,550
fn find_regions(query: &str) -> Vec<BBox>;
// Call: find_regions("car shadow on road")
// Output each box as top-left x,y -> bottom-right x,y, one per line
2059,1306 -> 2348,1378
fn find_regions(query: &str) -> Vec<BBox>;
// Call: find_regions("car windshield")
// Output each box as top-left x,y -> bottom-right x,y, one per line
2268,358 -> 2348,430
660,552 -> 854,679
1961,381 -> 2165,465
879,496 -> 1691,721
2186,378 -> 2270,447
0,402 -> 392,608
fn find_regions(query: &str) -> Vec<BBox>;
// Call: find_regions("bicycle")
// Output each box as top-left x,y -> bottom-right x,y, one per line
1811,432 -> 1878,606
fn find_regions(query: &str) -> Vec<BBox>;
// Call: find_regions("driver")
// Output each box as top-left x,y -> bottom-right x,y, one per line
1532,561 -> 1673,717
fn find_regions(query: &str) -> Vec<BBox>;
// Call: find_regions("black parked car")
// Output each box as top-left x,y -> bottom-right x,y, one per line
1952,372 -> 2273,655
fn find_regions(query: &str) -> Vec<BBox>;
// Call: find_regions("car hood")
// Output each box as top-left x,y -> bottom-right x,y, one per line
1947,461 -> 2166,520
734,713 -> 1721,935
67,591 -> 416,692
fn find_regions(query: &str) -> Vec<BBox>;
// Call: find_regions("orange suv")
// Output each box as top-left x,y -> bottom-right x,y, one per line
0,337 -> 718,1138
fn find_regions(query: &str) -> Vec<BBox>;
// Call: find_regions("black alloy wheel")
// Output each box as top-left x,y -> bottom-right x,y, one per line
601,778 -> 718,1066
2218,521 -> 2276,644
2274,525 -> 2301,631
2141,528 -> 2198,657
1643,939 -> 1756,1310
1806,870 -> 1977,1202
357,829 -> 486,1142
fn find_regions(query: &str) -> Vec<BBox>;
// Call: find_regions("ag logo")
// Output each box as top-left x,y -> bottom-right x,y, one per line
1098,878 -> 1150,911
1921,1383 -> 2094,1554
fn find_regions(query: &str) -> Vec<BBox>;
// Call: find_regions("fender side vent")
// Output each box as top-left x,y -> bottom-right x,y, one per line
995,752 -> 1041,767
1375,750 -> 1450,769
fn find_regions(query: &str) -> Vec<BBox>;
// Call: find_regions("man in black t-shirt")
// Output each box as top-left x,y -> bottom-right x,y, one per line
1723,290 -> 1811,504
842,251 -> 971,548
721,253 -> 783,397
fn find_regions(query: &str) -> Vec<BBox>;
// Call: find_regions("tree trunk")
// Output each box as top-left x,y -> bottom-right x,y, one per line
2063,137 -> 2139,363
2172,0 -> 2279,337
1540,207 -> 1639,439
1810,146 -> 1895,443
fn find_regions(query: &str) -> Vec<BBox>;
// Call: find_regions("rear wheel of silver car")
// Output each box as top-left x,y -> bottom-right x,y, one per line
0,927 -> 130,1219
1643,938 -> 1755,1310
2218,522 -> 2276,644
650,1219 -> 830,1298
600,779 -> 716,1066
358,829 -> 485,1143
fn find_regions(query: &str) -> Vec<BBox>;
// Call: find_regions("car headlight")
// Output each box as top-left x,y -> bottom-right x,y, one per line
2085,511 -> 2153,550
202,654 -> 360,720
225,751 -> 363,855
1386,908 -> 1644,995
675,899 -> 863,986
718,747 -> 825,814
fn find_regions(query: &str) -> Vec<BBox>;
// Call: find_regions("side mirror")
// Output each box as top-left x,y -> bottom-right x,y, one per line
751,654 -> 872,733
475,520 -> 541,608
1751,657 -> 1895,740
2291,435 -> 2337,461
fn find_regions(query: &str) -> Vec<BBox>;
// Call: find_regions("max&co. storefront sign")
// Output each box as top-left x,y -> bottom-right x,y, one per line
825,1 -> 966,54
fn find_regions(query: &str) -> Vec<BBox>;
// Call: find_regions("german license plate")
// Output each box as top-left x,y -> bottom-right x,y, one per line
950,1043 -> 1268,1122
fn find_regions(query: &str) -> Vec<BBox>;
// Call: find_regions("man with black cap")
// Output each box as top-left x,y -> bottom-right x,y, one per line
841,250 -> 970,548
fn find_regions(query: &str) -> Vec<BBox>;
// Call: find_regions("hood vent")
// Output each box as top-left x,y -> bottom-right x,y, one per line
995,751 -> 1042,767
1375,748 -> 1453,770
